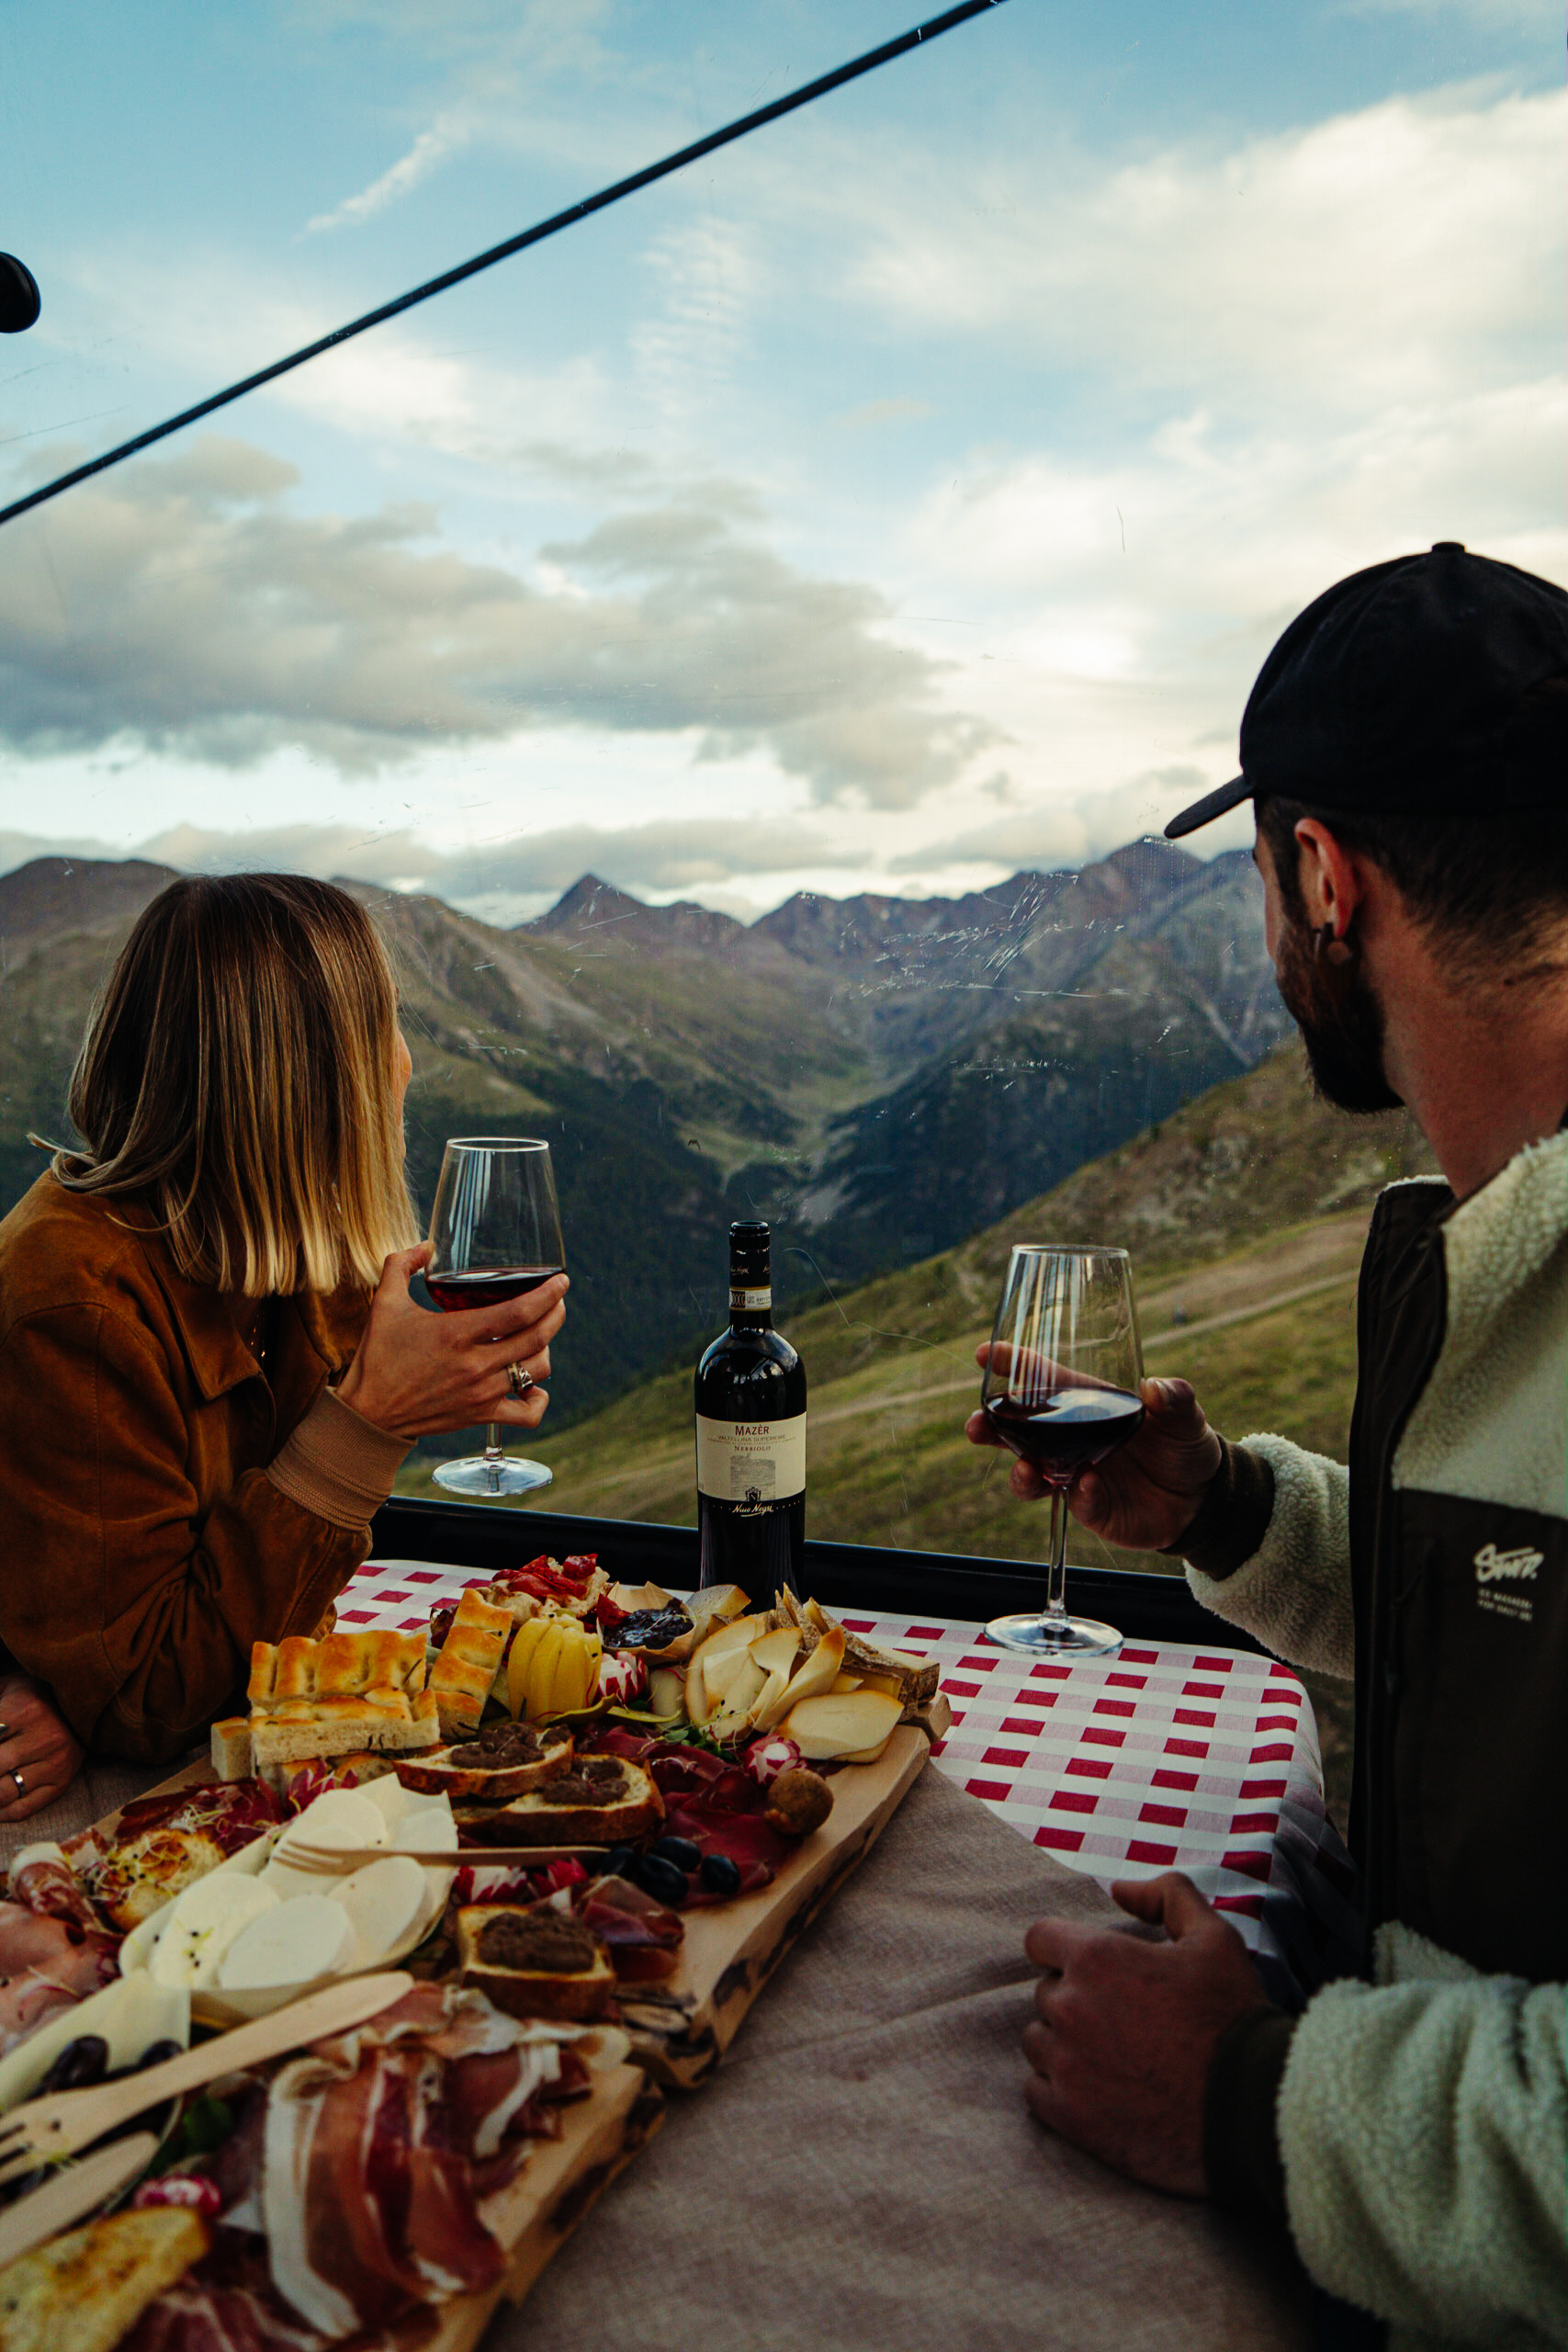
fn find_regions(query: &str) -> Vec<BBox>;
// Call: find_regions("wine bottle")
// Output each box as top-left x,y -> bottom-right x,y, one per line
694,1221 -> 807,1595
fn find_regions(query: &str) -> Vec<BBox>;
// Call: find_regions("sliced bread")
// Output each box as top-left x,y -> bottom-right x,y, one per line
456,1757 -> 664,1847
456,1902 -> 615,2021
394,1722 -> 575,1803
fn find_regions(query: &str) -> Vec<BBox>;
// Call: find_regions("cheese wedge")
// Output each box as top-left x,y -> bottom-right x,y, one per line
783,1690 -> 903,1761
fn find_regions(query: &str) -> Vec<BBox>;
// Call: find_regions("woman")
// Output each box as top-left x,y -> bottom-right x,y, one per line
0,874 -> 567,1816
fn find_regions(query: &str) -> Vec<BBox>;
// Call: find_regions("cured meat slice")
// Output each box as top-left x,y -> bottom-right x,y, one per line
261,1984 -> 569,2335
6,1848 -> 105,1935
118,2228 -> 336,2352
265,2043 -> 504,2333
0,1898 -> 121,2056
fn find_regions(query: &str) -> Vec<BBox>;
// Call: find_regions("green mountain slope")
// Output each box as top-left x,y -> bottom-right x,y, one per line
409,1040 -> 1434,1576
0,844 -> 1294,1427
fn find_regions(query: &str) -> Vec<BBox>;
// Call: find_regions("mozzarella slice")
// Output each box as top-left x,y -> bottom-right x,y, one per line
358,1771 -> 421,1832
217,1894 -> 355,1991
330,1856 -> 429,1970
149,1873 -> 280,1989
389,1810 -> 458,1939
390,1809 -> 457,1855
263,1790 -> 387,1899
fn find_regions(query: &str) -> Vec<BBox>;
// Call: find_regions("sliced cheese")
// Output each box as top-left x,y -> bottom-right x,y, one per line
747,1627 -> 802,1677
263,1790 -> 387,1901
782,1690 -> 903,1761
218,1894 -> 355,1991
391,1808 -> 457,1855
703,1645 -> 756,1707
149,1873 -> 280,1989
331,1856 -> 429,1970
685,1613 -> 773,1725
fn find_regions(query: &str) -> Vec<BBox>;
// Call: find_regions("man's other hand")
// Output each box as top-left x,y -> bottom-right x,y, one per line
965,1364 -> 1223,1554
1021,1872 -> 1272,2196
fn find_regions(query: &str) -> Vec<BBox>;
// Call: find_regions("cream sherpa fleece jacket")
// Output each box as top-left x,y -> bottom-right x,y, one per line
1186,1130 -> 1568,2352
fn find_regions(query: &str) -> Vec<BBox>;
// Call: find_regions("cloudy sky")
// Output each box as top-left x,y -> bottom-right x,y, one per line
1,0 -> 1563,923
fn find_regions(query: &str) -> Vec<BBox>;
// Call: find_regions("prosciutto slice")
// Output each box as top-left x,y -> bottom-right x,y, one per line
261,1986 -> 568,2335
6,1845 -> 107,1936
0,1897 -> 120,2055
118,2228 -> 431,2352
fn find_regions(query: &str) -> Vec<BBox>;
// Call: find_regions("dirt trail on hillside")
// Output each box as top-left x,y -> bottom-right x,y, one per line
807,1211 -> 1371,1432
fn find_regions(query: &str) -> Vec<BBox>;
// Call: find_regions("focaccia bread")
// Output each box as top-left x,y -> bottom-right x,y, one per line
246,1629 -> 440,1770
456,1757 -> 664,1848
428,1587 -> 515,1739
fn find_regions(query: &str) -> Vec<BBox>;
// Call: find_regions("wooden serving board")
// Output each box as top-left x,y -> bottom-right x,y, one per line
425,2062 -> 663,2352
615,1713 -> 944,2091
51,1701 -> 942,2341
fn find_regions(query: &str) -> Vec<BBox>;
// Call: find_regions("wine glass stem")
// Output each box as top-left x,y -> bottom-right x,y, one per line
1042,1486 -> 1070,1629
483,1422 -> 503,1496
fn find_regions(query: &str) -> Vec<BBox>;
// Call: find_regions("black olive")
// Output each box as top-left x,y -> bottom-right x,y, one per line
650,1836 -> 701,1872
603,1845 -> 637,1880
699,1852 -> 742,1897
135,2039 -> 182,2071
630,1852 -> 688,1907
39,2034 -> 109,2093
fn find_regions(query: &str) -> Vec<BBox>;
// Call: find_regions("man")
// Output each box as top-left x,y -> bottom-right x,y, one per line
967,543 -> 1567,2351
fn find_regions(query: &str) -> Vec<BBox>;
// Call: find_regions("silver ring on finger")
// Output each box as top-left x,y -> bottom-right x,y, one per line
506,1361 -> 534,1400
10,1769 -> 24,1795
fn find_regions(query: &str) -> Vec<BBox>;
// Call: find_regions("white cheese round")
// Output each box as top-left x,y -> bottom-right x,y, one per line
148,1872 -> 280,1988
217,1894 -> 355,1991
330,1855 -> 429,1970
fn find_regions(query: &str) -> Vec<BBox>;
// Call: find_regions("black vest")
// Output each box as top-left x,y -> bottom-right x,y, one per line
1348,1182 -> 1567,1979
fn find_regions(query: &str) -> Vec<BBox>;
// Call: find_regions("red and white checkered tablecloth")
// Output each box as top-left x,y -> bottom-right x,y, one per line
344,1560 -> 1362,2002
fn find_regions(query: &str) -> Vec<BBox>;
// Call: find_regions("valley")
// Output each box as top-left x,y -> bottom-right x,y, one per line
0,836 -> 1290,1426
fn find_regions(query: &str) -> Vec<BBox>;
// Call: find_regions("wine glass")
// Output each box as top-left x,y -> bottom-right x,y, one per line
426,1138 -> 566,1498
978,1244 -> 1145,1657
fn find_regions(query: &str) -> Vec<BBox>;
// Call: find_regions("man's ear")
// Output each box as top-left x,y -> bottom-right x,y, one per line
1292,819 -> 1367,939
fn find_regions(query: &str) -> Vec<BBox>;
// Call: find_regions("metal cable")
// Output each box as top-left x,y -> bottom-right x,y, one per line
0,0 -> 1008,532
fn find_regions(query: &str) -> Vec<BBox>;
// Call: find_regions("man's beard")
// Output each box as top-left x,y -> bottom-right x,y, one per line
1274,916 -> 1403,1114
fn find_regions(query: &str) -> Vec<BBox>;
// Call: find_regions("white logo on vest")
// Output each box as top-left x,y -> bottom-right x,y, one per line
1473,1541 -> 1545,1623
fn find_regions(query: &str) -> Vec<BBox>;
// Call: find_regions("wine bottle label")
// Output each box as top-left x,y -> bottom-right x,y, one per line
695,1412 -> 806,1503
728,1286 -> 771,1312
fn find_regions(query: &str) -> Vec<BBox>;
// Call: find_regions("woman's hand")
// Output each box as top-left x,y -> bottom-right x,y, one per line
337,1246 -> 569,1442
964,1359 -> 1223,1555
0,1673 -> 85,1822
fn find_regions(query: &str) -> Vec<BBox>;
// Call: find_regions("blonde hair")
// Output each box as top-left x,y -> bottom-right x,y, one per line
52,874 -> 418,1296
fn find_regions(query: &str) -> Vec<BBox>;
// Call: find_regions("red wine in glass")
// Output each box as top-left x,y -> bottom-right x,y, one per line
978,1245 -> 1145,1657
426,1267 -> 564,1315
426,1139 -> 566,1499
983,1388 -> 1145,1482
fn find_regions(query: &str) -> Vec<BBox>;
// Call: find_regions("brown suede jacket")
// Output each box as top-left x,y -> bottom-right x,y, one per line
0,1174 -> 408,1762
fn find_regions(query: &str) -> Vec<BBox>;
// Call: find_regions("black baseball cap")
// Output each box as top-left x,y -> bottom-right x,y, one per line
1165,542 -> 1568,839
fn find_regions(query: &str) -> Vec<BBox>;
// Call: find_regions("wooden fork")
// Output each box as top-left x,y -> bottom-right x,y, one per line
0,1972 -> 412,2185
282,1843 -> 606,1873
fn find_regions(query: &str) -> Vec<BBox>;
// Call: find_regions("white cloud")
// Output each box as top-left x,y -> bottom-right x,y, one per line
306,123 -> 464,233
889,769 -> 1227,875
834,81 -> 1568,416
0,435 -> 992,806
131,812 -> 848,898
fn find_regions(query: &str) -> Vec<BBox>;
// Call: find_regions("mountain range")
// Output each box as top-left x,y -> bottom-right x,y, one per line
0,838 -> 1289,1422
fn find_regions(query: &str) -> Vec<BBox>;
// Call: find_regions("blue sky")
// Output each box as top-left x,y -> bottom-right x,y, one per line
1,0 -> 1563,922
